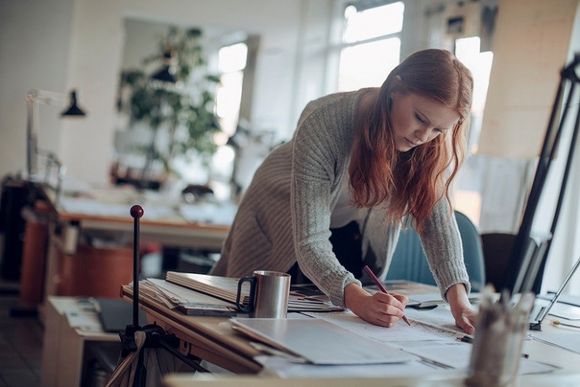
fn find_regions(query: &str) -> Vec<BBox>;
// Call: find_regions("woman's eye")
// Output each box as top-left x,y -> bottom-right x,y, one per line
415,113 -> 426,124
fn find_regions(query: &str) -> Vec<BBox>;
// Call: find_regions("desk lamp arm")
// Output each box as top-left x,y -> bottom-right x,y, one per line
25,89 -> 67,178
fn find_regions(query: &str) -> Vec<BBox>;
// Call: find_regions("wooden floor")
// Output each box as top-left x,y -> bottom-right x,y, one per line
0,282 -> 42,387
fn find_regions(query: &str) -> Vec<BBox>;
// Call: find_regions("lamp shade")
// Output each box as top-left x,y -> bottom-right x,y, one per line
150,65 -> 177,83
61,90 -> 87,116
150,50 -> 177,84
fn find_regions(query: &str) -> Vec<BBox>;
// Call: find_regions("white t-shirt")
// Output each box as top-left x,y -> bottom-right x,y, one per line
330,179 -> 366,229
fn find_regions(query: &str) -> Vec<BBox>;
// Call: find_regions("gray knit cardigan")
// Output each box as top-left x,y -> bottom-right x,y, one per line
211,89 -> 470,307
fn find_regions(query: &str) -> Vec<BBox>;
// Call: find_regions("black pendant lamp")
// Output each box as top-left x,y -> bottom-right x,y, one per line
61,89 -> 87,116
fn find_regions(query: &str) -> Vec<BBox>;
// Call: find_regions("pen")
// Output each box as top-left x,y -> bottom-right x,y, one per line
459,335 -> 473,343
363,265 -> 411,326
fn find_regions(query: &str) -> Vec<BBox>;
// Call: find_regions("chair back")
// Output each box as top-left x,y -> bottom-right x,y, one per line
386,211 -> 485,291
481,233 -> 543,293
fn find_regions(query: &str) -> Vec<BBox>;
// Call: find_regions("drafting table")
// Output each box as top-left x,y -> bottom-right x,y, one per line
164,373 -> 580,387
123,283 -> 580,384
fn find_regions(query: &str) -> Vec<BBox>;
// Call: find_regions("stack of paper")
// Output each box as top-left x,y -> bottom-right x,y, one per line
166,272 -> 343,312
127,279 -> 238,316
231,318 -> 415,365
166,272 -> 248,304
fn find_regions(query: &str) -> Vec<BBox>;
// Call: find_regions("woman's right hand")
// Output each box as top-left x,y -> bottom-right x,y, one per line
344,283 -> 408,327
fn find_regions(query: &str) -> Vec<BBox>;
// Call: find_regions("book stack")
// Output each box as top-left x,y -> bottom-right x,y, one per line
166,271 -> 343,312
124,278 -> 238,316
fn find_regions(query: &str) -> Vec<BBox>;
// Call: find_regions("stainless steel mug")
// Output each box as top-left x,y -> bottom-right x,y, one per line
235,270 -> 291,318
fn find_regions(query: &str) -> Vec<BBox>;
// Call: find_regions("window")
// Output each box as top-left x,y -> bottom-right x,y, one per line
454,36 -> 493,155
210,42 -> 248,199
337,2 -> 405,91
216,42 -> 248,138
452,36 -> 494,225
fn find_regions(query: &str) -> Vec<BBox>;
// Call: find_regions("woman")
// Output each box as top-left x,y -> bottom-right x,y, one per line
212,49 -> 477,333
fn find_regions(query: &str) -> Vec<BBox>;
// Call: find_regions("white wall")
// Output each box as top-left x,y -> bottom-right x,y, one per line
479,0 -> 579,159
287,0 -> 335,140
58,0 -> 123,185
121,19 -> 171,70
0,0 -> 325,185
0,0 -> 74,180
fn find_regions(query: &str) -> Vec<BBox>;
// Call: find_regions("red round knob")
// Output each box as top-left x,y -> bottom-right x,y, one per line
130,205 -> 144,219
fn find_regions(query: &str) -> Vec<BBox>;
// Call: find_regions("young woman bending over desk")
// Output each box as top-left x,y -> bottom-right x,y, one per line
211,49 -> 477,334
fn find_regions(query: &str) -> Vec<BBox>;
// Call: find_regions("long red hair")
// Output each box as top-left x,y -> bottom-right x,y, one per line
349,49 -> 473,234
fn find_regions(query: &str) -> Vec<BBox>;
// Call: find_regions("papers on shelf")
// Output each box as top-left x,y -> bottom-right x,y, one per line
131,279 -> 239,316
231,318 -> 415,365
166,272 -> 343,312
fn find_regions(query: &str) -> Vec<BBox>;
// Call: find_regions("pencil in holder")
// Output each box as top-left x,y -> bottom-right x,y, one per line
465,286 -> 535,387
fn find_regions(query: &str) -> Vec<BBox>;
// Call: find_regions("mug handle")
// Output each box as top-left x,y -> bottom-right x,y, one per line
236,276 -> 256,313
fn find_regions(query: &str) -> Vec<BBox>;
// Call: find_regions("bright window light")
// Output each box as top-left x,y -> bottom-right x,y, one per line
216,42 -> 248,136
455,36 -> 494,153
337,2 -> 404,92
343,2 -> 405,43
218,43 -> 248,73
216,72 -> 243,118
338,38 -> 400,91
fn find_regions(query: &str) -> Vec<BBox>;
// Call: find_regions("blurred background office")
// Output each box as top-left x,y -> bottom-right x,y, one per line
0,0 -> 579,385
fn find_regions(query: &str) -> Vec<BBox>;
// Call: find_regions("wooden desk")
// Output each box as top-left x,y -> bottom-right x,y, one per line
35,185 -> 230,299
38,184 -> 230,254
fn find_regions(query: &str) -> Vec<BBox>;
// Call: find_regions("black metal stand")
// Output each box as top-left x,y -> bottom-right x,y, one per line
507,53 -> 580,302
114,204 -> 208,387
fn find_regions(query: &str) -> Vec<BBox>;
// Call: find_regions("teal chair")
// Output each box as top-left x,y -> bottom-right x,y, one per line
386,211 -> 485,291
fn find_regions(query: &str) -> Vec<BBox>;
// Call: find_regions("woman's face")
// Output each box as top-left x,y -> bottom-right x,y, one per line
389,91 -> 460,152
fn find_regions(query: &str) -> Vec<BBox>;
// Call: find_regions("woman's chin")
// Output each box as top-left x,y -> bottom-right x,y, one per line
396,144 -> 413,152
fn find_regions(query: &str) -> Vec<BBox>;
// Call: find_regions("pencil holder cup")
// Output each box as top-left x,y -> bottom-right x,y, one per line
235,270 -> 291,318
465,288 -> 534,387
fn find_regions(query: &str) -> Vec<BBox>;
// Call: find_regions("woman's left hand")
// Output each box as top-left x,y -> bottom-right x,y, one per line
446,283 -> 477,334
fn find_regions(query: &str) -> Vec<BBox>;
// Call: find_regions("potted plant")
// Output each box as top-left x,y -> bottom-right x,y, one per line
116,27 -> 221,189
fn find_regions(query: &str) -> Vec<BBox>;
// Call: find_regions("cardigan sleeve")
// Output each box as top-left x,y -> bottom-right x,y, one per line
419,198 -> 471,300
290,110 -> 360,307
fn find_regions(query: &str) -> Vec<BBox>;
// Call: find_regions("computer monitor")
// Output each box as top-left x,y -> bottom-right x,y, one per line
502,54 -> 580,295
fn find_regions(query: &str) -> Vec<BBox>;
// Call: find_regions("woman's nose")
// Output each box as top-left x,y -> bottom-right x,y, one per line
414,127 -> 431,143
